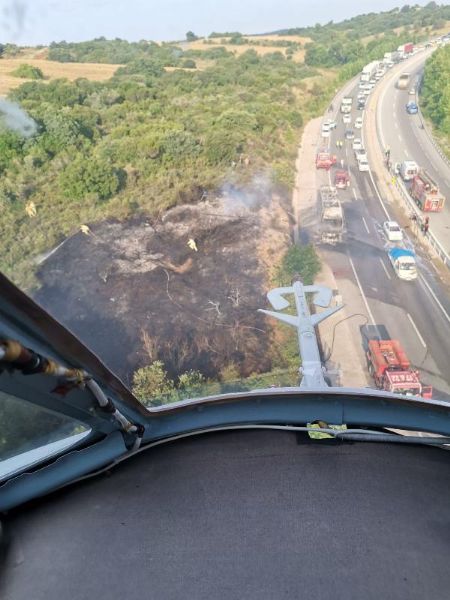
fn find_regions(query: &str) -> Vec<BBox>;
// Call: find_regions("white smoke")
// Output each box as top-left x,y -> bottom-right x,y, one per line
0,99 -> 37,137
221,172 -> 273,215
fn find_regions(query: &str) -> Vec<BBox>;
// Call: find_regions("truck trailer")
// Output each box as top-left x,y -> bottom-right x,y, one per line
366,339 -> 432,398
397,42 -> 414,55
410,170 -> 445,212
397,73 -> 410,90
360,61 -> 379,83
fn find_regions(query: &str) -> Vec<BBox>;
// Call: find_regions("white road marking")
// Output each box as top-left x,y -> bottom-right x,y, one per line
394,122 -> 399,130
362,216 -> 370,234
352,188 -> 357,201
407,313 -> 427,348
419,274 -> 450,324
367,166 -> 391,220
398,134 -> 403,143
349,256 -> 376,326
378,257 -> 392,280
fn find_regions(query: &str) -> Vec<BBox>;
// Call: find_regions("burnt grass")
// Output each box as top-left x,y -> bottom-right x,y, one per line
35,194 -> 288,386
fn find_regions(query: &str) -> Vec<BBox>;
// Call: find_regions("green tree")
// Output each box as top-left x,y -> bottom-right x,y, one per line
10,64 -> 44,79
178,370 -> 206,397
37,111 -> 92,156
182,58 -> 196,68
277,244 -> 321,285
186,31 -> 198,42
0,130 -> 24,173
132,361 -> 175,404
59,155 -> 121,201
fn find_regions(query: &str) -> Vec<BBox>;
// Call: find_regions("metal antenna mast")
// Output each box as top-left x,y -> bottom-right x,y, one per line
259,281 -> 343,388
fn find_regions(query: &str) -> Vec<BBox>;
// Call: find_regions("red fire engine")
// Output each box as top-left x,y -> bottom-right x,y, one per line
410,170 -> 445,212
316,151 -> 337,170
366,339 -> 432,398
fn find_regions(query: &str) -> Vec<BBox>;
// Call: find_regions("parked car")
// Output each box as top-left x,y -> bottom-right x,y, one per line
352,138 -> 363,150
383,221 -> 403,242
325,119 -> 337,130
354,117 -> 363,129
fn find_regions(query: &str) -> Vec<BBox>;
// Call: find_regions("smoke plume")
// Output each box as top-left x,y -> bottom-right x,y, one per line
221,172 -> 273,215
0,99 -> 37,137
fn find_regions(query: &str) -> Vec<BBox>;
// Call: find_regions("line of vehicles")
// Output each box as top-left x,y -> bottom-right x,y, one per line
315,39 -> 445,401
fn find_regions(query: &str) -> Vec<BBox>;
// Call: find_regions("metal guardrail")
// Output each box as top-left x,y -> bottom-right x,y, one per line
393,176 -> 450,268
373,63 -> 450,270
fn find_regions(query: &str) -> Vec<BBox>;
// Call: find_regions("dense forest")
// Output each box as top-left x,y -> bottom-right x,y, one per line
421,44 -> 450,155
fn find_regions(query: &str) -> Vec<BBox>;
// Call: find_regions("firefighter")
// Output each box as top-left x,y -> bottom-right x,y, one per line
187,238 -> 198,252
25,201 -> 37,218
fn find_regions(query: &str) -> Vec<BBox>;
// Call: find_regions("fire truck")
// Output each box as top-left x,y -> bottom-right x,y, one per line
410,169 -> 445,212
316,151 -> 337,170
334,170 -> 350,189
366,339 -> 432,398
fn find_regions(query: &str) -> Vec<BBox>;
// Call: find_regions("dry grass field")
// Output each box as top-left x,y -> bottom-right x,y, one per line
187,35 -> 310,62
0,57 -> 121,95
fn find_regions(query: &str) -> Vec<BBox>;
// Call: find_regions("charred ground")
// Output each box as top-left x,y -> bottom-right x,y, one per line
35,183 -> 291,386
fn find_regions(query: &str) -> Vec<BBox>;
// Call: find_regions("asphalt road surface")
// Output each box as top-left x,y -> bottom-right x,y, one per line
377,49 -> 450,257
316,74 -> 450,402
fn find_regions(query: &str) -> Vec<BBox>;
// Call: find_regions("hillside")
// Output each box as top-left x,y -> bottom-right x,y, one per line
1,3 -> 449,398
421,43 -> 450,159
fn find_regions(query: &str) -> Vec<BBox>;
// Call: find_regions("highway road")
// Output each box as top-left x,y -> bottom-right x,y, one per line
314,76 -> 450,402
377,49 -> 450,258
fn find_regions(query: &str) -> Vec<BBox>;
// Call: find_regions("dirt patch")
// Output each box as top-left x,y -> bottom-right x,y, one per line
35,184 -> 290,385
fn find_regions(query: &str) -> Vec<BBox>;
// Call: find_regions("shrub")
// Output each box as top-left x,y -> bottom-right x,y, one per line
10,64 -> 44,79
